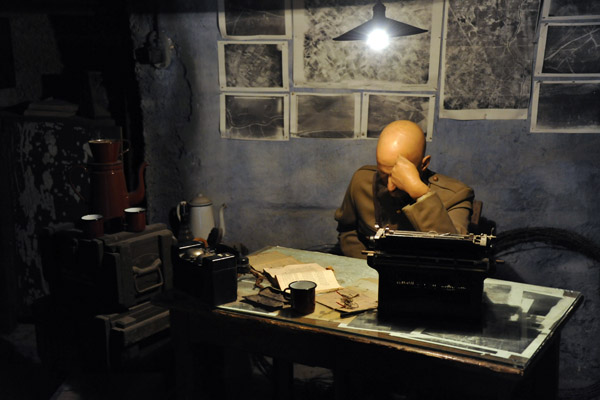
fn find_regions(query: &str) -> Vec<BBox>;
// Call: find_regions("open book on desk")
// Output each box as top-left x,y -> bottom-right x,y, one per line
263,263 -> 342,293
248,250 -> 301,273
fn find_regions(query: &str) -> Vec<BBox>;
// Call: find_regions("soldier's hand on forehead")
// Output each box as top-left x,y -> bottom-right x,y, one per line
387,155 -> 429,199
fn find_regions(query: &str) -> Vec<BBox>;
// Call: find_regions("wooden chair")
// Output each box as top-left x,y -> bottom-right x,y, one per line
469,200 -> 495,234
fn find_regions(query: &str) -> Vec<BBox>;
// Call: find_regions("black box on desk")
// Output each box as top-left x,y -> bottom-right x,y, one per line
174,251 -> 238,306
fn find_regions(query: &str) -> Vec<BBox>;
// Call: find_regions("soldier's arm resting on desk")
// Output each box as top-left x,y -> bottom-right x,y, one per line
338,229 -> 367,259
335,199 -> 368,259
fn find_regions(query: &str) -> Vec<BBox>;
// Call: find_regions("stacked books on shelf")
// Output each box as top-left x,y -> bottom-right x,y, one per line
24,98 -> 79,117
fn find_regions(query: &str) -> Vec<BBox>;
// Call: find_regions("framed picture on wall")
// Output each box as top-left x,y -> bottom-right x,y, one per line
218,41 -> 289,91
217,0 -> 292,39
292,0 -> 443,91
541,0 -> 600,19
361,93 -> 435,141
534,22 -> 600,77
439,0 -> 540,120
220,93 -> 289,140
290,92 -> 361,139
530,80 -> 600,133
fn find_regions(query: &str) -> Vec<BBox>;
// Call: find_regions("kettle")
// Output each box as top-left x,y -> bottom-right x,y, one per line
177,194 -> 226,241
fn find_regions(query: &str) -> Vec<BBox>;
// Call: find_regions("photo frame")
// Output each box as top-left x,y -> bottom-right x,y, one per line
218,41 -> 289,91
541,0 -> 600,19
291,92 -> 361,139
292,0 -> 443,90
217,0 -> 292,39
439,0 -> 540,120
220,93 -> 289,140
534,22 -> 600,77
361,93 -> 435,141
530,80 -> 600,133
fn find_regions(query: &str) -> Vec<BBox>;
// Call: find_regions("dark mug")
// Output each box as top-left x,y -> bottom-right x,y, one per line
124,207 -> 146,232
284,280 -> 317,315
81,214 -> 104,239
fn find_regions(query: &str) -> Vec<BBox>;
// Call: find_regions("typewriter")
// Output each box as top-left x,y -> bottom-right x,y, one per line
365,228 -> 496,320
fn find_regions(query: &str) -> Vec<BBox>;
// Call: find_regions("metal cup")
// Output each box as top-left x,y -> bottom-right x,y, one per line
125,207 -> 146,232
284,280 -> 317,315
81,214 -> 104,239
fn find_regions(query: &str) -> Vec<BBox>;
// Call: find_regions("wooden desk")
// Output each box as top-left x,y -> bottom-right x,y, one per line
159,247 -> 582,400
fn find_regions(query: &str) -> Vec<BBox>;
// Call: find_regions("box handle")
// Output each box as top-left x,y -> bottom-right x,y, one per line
132,258 -> 164,294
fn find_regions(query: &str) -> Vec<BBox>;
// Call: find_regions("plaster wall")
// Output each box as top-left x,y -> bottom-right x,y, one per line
131,8 -> 600,393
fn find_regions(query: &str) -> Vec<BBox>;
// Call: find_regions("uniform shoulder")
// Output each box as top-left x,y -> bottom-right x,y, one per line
347,165 -> 376,192
357,165 -> 377,172
351,165 -> 377,179
427,171 -> 471,193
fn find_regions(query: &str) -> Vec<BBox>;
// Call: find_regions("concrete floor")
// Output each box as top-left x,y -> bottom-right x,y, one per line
0,323 -> 174,400
0,323 -> 62,400
0,323 -> 337,400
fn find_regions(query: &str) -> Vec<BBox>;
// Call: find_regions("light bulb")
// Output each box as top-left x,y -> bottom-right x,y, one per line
367,28 -> 390,51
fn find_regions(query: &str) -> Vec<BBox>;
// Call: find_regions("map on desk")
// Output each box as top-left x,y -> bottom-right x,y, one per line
219,247 -> 581,369
339,278 -> 581,367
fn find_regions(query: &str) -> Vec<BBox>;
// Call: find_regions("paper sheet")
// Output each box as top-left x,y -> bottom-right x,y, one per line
264,263 -> 342,293
248,251 -> 301,273
317,287 -> 378,315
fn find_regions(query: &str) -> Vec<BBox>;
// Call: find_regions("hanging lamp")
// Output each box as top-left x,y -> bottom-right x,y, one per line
333,0 -> 427,45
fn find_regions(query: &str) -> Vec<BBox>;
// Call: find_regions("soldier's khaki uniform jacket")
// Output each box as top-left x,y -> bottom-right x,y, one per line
334,165 -> 474,259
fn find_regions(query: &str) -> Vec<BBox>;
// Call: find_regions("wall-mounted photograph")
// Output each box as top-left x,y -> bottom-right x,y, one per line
361,93 -> 435,141
218,0 -> 292,39
218,41 -> 289,91
291,93 -> 360,138
535,23 -> 600,77
531,80 -> 600,133
220,93 -> 289,140
440,0 -> 540,120
542,0 -> 600,18
292,0 -> 442,90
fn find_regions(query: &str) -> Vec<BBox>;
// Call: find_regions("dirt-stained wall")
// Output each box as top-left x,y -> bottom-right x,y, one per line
0,4 -> 597,394
129,7 -> 600,393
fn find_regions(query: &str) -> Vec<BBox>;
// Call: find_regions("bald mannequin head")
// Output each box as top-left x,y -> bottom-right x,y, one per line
376,120 -> 429,170
376,120 -> 431,194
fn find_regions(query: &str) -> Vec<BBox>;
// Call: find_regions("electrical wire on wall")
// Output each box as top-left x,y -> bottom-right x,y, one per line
494,227 -> 600,272
493,226 -> 600,400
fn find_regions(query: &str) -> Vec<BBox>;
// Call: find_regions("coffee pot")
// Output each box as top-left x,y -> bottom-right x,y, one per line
69,139 -> 147,221
177,194 -> 226,241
